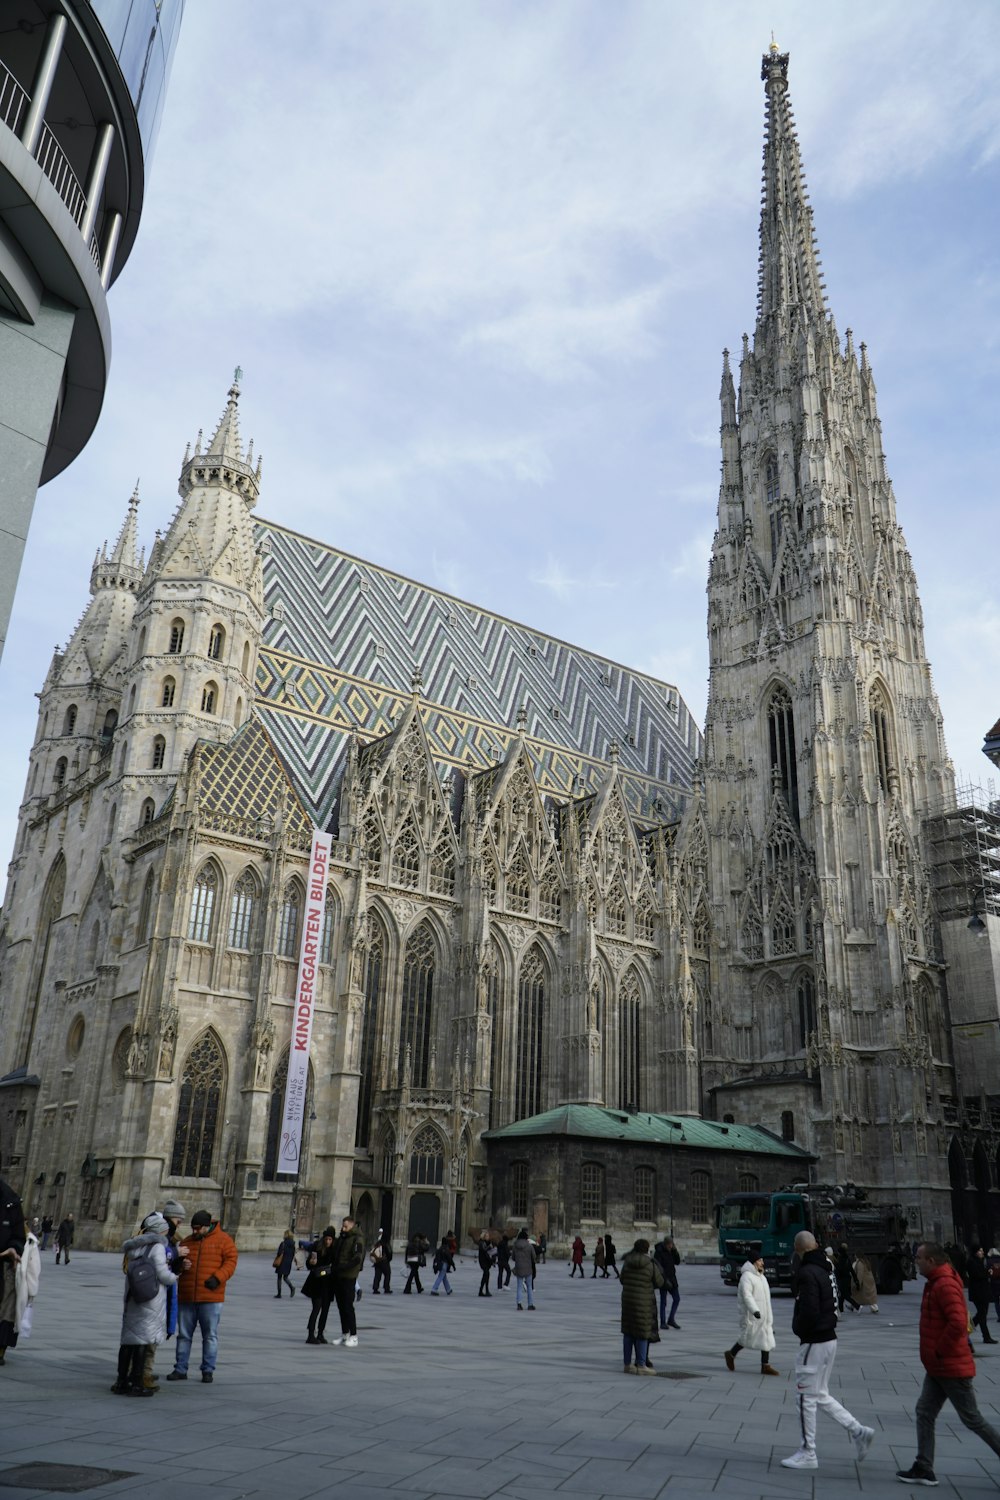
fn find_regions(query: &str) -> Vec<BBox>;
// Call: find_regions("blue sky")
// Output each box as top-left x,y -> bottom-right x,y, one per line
2,0 -> 999,870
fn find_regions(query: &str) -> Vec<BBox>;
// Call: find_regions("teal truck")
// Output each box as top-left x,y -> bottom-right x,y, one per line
717,1183 -> 913,1293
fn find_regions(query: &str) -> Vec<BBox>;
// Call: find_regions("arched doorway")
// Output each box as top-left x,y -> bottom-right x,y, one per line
407,1193 -> 440,1244
354,1191 -> 376,1247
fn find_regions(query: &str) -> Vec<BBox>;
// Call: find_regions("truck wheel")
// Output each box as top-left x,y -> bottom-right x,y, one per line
878,1260 -> 903,1296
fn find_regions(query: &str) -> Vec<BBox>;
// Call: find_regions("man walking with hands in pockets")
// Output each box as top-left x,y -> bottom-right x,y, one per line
782,1230 -> 874,1470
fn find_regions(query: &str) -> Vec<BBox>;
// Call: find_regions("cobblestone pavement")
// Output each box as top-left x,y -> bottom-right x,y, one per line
1,1252 -> 999,1499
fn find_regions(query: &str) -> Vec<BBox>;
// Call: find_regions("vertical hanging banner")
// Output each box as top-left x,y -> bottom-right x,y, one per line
277,829 -> 331,1175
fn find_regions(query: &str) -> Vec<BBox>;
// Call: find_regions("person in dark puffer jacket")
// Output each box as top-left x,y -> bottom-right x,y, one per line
896,1243 -> 1000,1486
781,1231 -> 874,1471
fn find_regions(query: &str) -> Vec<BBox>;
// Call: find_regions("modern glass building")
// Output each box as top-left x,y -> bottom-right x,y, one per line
0,0 -> 184,658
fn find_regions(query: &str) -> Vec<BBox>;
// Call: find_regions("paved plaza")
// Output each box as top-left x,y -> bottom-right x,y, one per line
1,1252 -> 999,1500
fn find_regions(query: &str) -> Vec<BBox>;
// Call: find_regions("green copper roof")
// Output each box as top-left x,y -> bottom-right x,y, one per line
484,1105 -> 814,1159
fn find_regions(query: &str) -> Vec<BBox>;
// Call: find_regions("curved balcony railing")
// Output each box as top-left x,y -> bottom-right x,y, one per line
1,57 -> 102,272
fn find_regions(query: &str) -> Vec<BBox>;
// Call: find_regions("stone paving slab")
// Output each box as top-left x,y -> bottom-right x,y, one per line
2,1253 -> 1000,1498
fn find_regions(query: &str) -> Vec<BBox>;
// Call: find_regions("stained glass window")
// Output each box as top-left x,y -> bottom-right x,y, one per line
171,1033 -> 224,1177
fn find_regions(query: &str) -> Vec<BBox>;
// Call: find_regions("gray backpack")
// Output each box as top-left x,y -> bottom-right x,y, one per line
126,1246 -> 159,1303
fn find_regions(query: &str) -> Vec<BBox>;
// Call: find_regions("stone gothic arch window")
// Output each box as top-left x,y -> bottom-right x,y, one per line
692,899 -> 710,954
170,1031 -> 225,1177
487,942 -> 505,1128
398,924 -> 435,1087
797,972 -> 816,1049
916,975 -> 945,1061
605,880 -> 627,937
580,1161 -> 604,1219
539,858 -> 561,922
742,908 -> 763,962
241,640 -> 251,678
320,887 -> 337,965
140,798 -> 156,826
483,847 -> 499,906
201,681 -> 218,715
161,677 -> 175,708
766,686 -> 799,823
635,889 -> 655,942
429,835 -> 455,897
62,704 -> 77,735
151,735 -> 166,769
188,863 -> 218,943
845,448 -> 859,504
377,1127 -> 396,1186
771,899 -> 796,957
515,947 -> 547,1120
168,618 -> 185,654
53,756 -> 68,789
618,969 -> 644,1111
208,623 -> 225,660
228,868 -> 260,950
409,1123 -> 445,1186
138,869 -> 155,943
355,916 -> 386,1148
363,808 -> 383,879
101,708 -> 118,745
391,818 -> 421,889
506,845 -> 531,915
870,685 -> 894,794
634,1165 -> 655,1222
263,1049 -> 314,1181
278,881 -> 302,959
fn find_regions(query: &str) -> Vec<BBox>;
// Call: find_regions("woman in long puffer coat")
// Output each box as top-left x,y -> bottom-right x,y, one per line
112,1212 -> 181,1396
620,1239 -> 663,1375
724,1256 -> 778,1375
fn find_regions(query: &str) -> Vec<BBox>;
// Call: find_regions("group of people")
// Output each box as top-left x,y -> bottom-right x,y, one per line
115,1198 -> 238,1395
715,1231 -> 1000,1485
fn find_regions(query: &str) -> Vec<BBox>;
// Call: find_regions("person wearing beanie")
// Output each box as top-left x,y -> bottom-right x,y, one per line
112,1212 -> 182,1397
166,1210 -> 237,1384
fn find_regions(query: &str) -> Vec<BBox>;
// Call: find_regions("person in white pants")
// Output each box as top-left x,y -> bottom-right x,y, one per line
782,1231 -> 875,1471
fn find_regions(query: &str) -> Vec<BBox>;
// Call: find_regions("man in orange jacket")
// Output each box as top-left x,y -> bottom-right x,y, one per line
166,1210 -> 238,1385
897,1242 -> 1000,1486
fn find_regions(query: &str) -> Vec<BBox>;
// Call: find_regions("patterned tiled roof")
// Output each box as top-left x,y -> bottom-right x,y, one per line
196,719 -> 312,838
484,1104 -> 815,1159
254,520 -> 702,829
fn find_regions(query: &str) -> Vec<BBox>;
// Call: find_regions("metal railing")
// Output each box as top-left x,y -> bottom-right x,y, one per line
0,59 -> 102,271
0,58 -> 27,133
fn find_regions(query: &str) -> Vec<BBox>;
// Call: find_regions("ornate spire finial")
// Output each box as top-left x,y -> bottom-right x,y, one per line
757,49 -> 826,331
410,666 -> 423,696
516,703 -> 528,733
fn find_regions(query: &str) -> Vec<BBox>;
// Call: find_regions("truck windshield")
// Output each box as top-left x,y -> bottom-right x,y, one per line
719,1197 -> 771,1229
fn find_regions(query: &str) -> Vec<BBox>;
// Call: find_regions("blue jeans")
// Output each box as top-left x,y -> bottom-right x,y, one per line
431,1268 -> 452,1293
515,1275 -> 534,1308
658,1287 -> 680,1324
175,1302 -> 222,1374
623,1335 -> 649,1367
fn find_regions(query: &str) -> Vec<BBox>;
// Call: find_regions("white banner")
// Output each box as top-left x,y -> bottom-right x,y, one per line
276,829 -> 331,1175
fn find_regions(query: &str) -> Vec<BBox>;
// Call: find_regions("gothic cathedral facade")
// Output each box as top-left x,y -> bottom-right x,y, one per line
0,52 -> 977,1249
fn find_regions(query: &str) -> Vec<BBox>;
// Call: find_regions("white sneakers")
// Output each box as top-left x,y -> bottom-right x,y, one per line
330,1335 -> 345,1346
853,1426 -> 875,1461
345,1334 -> 358,1347
780,1428 -> 873,1472
781,1449 -> 818,1470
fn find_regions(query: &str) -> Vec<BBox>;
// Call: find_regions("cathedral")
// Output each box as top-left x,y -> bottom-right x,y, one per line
1,48 -> 996,1253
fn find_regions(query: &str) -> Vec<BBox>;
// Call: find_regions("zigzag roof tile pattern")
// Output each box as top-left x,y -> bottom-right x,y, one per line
253,520 -> 703,831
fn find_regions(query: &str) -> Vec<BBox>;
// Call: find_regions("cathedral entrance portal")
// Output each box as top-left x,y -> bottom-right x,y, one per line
407,1192 -> 440,1244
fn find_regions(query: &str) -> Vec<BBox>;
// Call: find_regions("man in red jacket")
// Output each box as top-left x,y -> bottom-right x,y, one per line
166,1210 -> 238,1385
897,1242 -> 1000,1486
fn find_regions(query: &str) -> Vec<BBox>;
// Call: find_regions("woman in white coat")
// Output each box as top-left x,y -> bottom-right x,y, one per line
724,1255 -> 779,1375
111,1211 -> 181,1397
14,1229 -> 41,1343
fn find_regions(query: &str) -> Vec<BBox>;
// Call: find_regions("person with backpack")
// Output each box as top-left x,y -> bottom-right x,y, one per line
370,1228 -> 393,1294
111,1212 -> 183,1397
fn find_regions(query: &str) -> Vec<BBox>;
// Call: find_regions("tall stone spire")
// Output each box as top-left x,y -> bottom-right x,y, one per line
756,44 -> 827,339
62,486 -> 144,680
204,367 -> 246,463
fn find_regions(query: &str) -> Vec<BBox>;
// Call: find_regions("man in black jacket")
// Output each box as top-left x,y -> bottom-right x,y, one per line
781,1231 -> 875,1470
